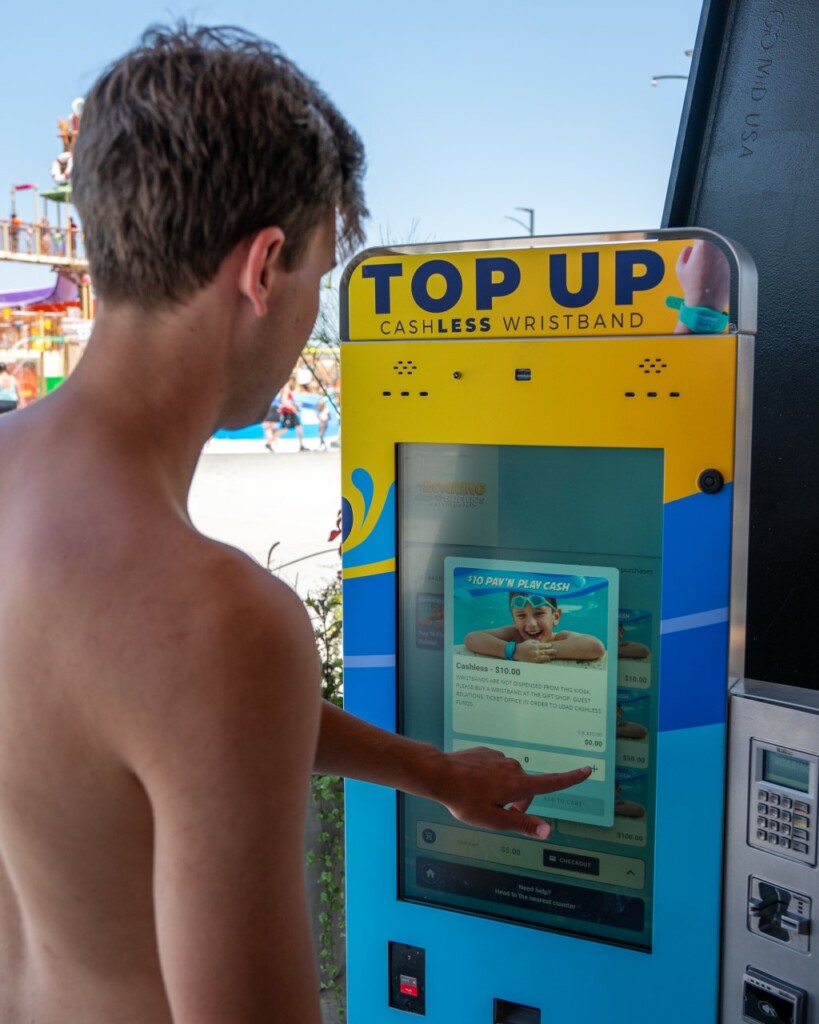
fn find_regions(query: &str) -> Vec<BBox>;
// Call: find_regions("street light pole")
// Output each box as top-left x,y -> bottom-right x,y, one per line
652,49 -> 693,87
505,206 -> 535,235
651,74 -> 689,86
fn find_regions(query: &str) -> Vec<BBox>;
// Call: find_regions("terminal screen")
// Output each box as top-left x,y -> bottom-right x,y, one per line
397,443 -> 663,950
763,751 -> 810,794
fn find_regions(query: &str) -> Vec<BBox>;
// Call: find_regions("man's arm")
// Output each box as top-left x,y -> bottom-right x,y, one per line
315,701 -> 591,840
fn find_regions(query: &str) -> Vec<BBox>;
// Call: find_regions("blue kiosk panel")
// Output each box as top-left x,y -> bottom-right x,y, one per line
340,231 -> 753,1024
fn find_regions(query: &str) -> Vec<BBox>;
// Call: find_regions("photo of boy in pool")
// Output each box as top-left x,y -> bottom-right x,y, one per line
464,591 -> 605,664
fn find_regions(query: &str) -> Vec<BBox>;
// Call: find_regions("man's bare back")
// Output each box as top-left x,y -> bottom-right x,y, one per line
0,378 -> 325,1021
0,25 -> 592,1022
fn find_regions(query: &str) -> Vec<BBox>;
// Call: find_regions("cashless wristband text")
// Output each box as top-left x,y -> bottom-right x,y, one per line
665,296 -> 730,334
504,640 -> 517,661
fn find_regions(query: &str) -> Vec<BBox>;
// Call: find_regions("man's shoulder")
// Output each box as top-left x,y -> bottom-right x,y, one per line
201,541 -> 315,662
146,531 -> 315,673
71,519 -> 316,707
101,532 -> 321,771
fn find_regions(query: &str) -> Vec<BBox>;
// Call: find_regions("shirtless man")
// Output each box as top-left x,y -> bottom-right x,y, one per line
0,26 -> 591,1023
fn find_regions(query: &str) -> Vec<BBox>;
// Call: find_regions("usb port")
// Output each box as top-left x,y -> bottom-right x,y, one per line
515,368 -> 532,381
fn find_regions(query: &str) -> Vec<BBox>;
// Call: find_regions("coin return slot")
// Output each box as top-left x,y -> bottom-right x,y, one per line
494,998 -> 541,1024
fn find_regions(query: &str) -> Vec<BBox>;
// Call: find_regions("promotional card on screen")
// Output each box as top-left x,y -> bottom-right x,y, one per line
445,558 -> 619,826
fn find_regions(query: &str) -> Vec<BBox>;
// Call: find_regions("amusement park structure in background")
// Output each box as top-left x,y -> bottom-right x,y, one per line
0,97 -> 340,436
0,98 -> 93,400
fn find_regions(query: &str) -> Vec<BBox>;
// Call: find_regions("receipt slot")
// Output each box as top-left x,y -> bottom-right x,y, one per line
340,230 -> 756,1023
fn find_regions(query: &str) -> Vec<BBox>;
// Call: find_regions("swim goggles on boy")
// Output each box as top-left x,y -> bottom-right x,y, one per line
510,594 -> 556,609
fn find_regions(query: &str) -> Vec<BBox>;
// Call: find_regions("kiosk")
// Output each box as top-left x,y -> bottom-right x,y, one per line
340,229 -> 756,1023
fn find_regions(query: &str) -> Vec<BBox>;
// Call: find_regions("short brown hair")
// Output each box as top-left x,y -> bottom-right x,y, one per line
73,24 -> 367,308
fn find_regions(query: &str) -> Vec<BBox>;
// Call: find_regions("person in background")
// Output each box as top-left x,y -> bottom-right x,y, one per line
39,216 -> 52,256
262,392 -> 280,451
0,363 -> 18,414
271,374 -> 305,451
67,216 -> 80,255
316,395 -> 331,450
9,213 -> 22,253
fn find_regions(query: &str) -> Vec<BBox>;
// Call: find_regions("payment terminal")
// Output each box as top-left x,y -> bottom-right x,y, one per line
340,229 -> 756,1023
721,686 -> 819,1024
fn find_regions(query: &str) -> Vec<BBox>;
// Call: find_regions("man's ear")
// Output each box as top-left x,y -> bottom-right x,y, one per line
237,226 -> 286,316
552,607 -> 562,625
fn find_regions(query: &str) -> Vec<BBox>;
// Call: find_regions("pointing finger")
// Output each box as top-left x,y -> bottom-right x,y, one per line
522,765 -> 592,797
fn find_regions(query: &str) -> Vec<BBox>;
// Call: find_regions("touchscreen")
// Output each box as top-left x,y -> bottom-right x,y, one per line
398,443 -> 663,950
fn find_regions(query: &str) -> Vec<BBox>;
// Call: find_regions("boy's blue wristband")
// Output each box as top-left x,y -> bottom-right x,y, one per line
665,296 -> 729,333
504,640 -> 517,661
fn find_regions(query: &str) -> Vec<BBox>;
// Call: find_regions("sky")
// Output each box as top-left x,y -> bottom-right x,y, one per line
1,0 -> 703,294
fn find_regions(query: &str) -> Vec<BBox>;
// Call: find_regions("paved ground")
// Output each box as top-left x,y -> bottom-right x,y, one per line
190,443 -> 342,598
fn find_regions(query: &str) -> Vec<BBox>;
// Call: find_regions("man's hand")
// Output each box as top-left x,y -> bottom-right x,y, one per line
514,639 -> 556,663
429,747 -> 592,840
315,703 -> 591,842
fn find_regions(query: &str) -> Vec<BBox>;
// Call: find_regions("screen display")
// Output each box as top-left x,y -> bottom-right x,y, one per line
763,751 -> 810,793
398,443 -> 663,950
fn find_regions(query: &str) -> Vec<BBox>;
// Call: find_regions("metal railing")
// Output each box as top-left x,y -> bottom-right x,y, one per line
0,218 -> 88,267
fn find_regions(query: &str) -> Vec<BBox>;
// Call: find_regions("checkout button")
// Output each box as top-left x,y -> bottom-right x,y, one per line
543,851 -> 600,875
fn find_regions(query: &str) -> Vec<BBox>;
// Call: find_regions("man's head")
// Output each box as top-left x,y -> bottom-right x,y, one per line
508,592 -> 561,643
73,23 -> 367,310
